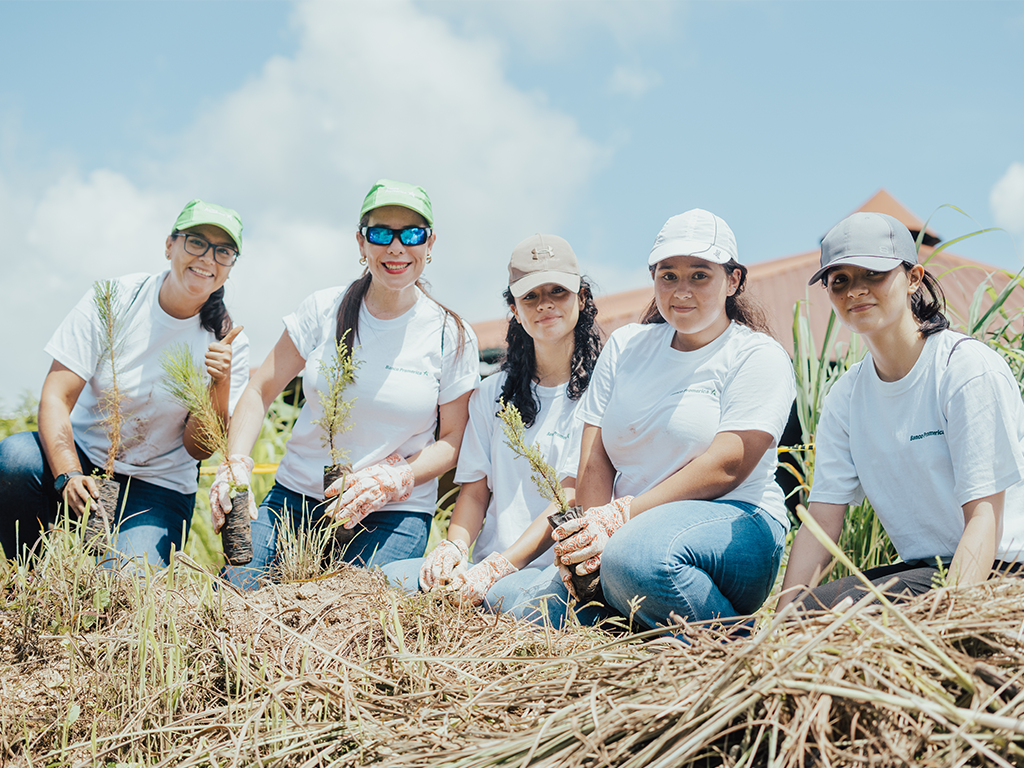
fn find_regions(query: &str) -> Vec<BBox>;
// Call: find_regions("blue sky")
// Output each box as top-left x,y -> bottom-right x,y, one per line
2,0 -> 1023,407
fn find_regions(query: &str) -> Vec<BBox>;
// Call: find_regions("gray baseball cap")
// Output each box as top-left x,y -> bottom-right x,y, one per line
508,234 -> 581,298
809,212 -> 919,286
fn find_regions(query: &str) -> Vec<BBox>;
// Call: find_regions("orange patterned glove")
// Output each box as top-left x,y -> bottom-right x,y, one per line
326,453 -> 415,529
552,497 -> 633,575
449,553 -> 518,607
209,454 -> 257,533
419,539 -> 470,592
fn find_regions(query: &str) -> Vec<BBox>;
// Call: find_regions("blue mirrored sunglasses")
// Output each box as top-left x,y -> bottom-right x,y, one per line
361,225 -> 431,246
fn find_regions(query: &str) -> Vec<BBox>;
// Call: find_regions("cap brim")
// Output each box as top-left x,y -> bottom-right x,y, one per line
807,254 -> 907,286
648,239 -> 731,266
509,271 -> 581,298
178,219 -> 242,251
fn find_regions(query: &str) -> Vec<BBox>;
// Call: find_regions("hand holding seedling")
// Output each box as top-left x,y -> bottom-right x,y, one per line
552,496 -> 633,576
205,325 -> 244,384
419,539 -> 469,591
209,454 -> 258,532
60,473 -> 103,518
325,453 -> 414,528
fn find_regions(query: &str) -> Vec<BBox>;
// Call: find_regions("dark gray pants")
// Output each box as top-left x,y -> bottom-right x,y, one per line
798,559 -> 1023,610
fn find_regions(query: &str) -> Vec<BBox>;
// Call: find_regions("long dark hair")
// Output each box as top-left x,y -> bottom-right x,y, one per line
640,259 -> 771,335
498,278 -> 601,428
171,229 -> 233,341
335,212 -> 468,358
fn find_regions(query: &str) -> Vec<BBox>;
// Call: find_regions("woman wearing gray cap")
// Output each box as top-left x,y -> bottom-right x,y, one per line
0,199 -> 249,568
212,179 -> 479,588
383,233 -> 608,627
779,212 -> 1024,610
552,209 -> 796,631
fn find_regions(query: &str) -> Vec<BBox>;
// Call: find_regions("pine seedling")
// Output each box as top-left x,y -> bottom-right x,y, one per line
160,344 -> 245,496
498,400 -> 568,513
93,280 -> 127,479
312,332 -> 360,469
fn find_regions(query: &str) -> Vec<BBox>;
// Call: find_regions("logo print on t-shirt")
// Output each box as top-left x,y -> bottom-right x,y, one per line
909,430 -> 945,442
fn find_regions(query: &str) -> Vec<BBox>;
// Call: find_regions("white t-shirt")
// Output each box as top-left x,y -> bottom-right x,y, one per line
274,285 -> 480,514
457,371 -> 585,569
45,271 -> 250,495
577,321 -> 795,527
809,330 -> 1024,563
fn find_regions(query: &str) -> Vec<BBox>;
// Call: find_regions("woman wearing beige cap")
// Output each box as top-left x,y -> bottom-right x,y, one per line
0,199 -> 249,569
552,209 -> 796,631
213,179 -> 479,588
383,233 -> 609,627
780,212 -> 1024,610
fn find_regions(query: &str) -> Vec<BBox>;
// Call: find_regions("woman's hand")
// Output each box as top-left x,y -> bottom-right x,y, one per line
448,553 -> 518,607
61,474 -> 102,518
205,325 -> 243,384
325,453 -> 415,528
419,539 -> 470,592
209,454 -> 257,533
552,497 -> 633,575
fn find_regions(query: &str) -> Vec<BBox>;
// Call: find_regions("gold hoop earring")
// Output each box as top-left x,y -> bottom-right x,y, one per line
426,254 -> 432,264
359,256 -> 367,266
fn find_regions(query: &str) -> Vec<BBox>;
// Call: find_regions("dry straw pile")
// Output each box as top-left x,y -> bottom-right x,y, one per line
2,528 -> 1024,767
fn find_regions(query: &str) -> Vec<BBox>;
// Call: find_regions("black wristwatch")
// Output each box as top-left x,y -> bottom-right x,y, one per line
54,471 -> 84,494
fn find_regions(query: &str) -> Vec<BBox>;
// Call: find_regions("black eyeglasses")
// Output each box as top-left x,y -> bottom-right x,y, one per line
175,233 -> 239,266
360,225 -> 431,247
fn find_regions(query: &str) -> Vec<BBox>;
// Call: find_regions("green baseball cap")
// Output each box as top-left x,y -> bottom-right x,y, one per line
173,199 -> 244,251
359,179 -> 433,226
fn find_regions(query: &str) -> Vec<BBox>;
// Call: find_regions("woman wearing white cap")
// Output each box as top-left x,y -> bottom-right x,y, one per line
779,212 -> 1024,609
382,234 -> 609,627
551,209 -> 796,631
213,179 -> 479,588
0,199 -> 250,568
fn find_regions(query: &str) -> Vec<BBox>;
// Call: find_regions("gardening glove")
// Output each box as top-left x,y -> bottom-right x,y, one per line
419,539 -> 470,592
552,496 -> 633,576
449,553 -> 518,607
558,563 -> 581,601
209,454 -> 257,533
325,453 -> 415,529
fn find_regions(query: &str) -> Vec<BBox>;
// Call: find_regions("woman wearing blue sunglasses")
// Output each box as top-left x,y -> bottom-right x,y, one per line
213,179 -> 479,588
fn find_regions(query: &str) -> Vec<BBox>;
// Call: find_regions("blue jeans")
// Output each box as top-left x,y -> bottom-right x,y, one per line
0,431 -> 194,569
382,557 -> 614,629
223,481 -> 432,590
601,500 -> 787,631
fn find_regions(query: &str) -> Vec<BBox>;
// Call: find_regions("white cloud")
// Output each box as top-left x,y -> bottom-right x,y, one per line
450,0 -> 678,59
991,162 -> 1024,234
0,0 -> 607,404
608,64 -> 661,97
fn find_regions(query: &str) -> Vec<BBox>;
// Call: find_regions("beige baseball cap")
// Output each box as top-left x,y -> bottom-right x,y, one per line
508,234 -> 581,298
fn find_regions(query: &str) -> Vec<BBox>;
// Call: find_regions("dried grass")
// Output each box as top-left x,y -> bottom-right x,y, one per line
3,525 -> 1023,767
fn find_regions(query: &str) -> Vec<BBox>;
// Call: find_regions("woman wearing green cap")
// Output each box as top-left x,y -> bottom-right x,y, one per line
213,179 -> 478,588
0,199 -> 250,568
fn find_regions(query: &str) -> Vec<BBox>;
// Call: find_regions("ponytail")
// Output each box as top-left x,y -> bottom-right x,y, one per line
908,266 -> 949,338
200,285 -> 233,340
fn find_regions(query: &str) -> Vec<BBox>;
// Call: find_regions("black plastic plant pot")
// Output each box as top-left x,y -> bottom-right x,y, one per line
548,506 -> 604,604
324,464 -> 358,548
222,490 -> 254,565
83,476 -> 121,554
